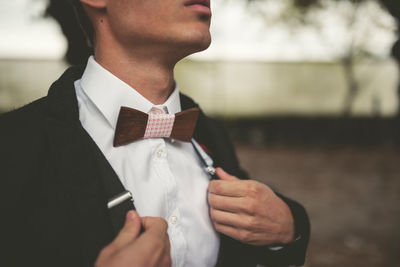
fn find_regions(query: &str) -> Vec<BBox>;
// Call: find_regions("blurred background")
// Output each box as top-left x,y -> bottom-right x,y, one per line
1,0 -> 399,266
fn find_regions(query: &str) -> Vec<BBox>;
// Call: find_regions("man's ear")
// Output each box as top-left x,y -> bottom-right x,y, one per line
80,0 -> 107,9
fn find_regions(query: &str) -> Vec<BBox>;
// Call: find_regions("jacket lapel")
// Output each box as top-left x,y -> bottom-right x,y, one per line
44,66 -> 135,242
84,131 -> 136,234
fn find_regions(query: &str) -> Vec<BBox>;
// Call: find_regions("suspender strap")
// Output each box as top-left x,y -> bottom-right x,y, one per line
191,139 -> 219,180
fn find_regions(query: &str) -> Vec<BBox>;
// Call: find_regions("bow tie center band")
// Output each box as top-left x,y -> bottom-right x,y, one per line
113,107 -> 200,147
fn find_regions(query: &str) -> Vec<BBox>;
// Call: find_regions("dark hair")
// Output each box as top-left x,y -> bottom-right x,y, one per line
67,0 -> 95,47
46,0 -> 94,65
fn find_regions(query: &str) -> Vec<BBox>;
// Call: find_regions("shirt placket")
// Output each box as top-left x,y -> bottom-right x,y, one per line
150,107 -> 187,267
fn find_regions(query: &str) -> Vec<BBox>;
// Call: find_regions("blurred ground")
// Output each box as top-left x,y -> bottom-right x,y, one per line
235,144 -> 400,267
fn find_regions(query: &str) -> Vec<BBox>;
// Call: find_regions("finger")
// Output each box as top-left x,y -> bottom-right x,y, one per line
210,208 -> 250,229
214,222 -> 270,246
127,221 -> 169,266
108,210 -> 141,251
208,180 -> 249,197
216,167 -> 239,181
141,217 -> 168,238
208,193 -> 249,213
160,234 -> 172,267
213,222 -> 253,243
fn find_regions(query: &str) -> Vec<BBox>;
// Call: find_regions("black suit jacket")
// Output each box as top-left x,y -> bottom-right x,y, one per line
0,66 -> 310,267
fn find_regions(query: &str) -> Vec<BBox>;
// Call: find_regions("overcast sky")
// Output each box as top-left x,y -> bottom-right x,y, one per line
0,0 -> 397,61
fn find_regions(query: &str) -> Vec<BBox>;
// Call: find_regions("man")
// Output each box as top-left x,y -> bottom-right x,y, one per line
0,0 -> 310,266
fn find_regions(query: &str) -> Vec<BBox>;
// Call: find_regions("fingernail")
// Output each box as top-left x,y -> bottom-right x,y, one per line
218,168 -> 227,175
126,210 -> 137,220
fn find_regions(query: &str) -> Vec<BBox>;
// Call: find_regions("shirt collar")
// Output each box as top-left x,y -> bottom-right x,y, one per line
80,56 -> 181,129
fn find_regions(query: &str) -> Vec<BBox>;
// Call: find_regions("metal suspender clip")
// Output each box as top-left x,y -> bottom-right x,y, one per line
107,190 -> 133,209
205,166 -> 216,176
191,140 -> 218,179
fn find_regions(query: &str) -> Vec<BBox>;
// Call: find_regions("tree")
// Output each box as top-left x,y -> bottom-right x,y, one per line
380,0 -> 400,113
246,0 -> 397,115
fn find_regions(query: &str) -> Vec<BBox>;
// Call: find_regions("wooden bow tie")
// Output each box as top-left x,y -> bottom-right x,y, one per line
113,107 -> 200,147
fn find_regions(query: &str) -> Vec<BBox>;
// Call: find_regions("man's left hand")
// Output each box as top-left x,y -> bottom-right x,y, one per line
208,168 -> 295,246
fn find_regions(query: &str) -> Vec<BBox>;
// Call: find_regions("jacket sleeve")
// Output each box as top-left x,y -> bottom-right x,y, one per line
249,193 -> 310,266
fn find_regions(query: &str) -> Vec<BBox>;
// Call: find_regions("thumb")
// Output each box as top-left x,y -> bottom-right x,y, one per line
216,167 -> 239,181
108,210 -> 142,250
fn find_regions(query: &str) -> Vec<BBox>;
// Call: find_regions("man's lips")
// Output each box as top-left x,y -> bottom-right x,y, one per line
184,0 -> 211,16
184,0 -> 210,8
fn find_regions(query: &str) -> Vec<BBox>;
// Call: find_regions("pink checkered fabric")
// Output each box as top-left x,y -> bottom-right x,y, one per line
144,113 -> 176,138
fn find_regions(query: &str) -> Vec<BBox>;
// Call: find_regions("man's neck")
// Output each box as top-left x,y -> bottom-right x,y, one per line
94,46 -> 177,105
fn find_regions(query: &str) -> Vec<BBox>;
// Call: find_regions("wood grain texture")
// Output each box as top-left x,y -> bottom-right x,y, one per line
171,107 -> 200,142
113,106 -> 148,147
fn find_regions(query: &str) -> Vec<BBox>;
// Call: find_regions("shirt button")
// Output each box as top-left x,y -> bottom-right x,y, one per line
150,107 -> 164,114
156,149 -> 163,158
169,215 -> 178,225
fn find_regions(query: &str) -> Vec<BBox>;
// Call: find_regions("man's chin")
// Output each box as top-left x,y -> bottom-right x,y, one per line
184,31 -> 212,53
193,35 -> 212,52
156,30 -> 212,62
177,38 -> 211,59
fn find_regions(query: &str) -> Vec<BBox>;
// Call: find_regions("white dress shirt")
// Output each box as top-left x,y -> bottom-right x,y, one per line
74,56 -> 220,267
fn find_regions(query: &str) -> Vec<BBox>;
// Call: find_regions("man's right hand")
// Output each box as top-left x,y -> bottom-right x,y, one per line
95,210 -> 171,267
